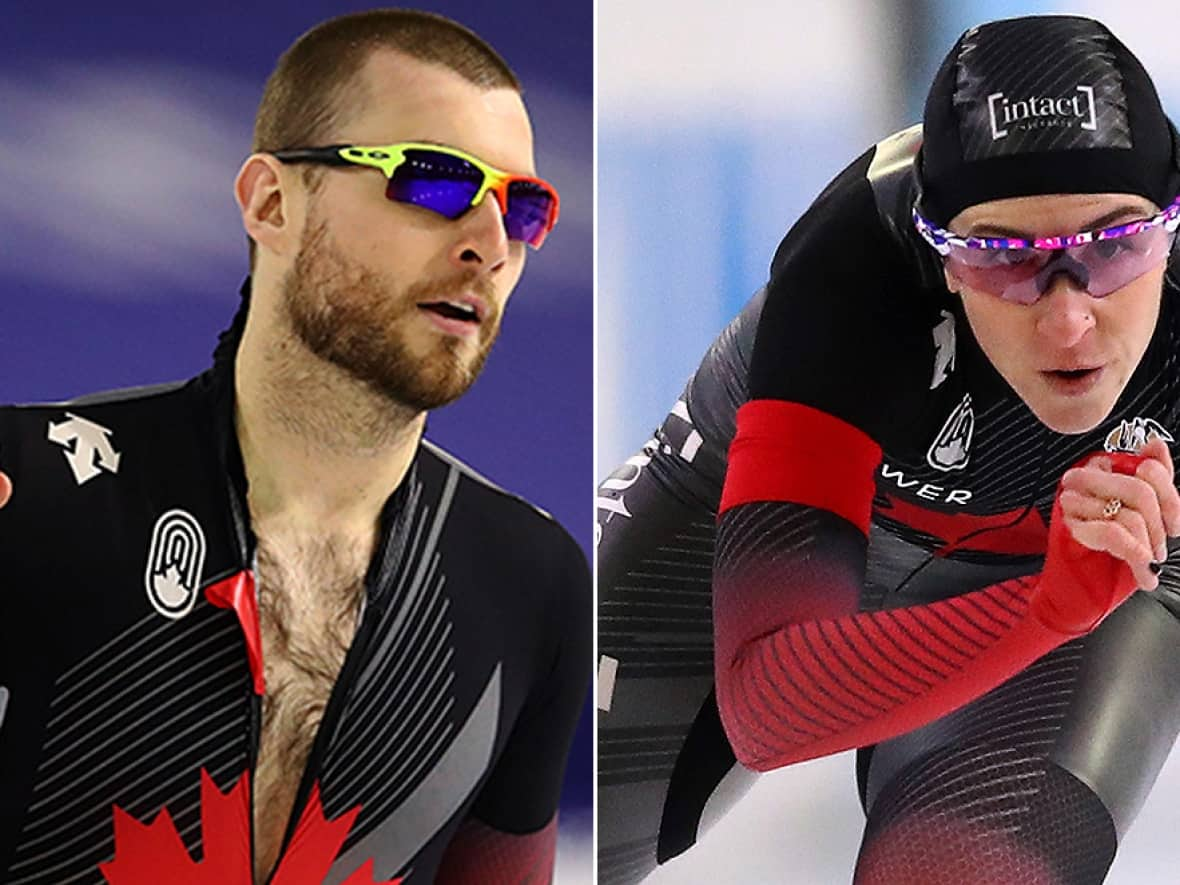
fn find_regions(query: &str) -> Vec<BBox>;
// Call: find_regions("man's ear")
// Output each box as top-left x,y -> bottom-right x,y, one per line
235,154 -> 295,260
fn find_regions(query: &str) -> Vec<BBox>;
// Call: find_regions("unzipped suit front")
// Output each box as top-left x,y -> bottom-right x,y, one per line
0,338 -> 589,884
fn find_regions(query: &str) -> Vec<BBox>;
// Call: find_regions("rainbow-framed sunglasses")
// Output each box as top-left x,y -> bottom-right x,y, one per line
273,142 -> 560,249
913,197 -> 1180,304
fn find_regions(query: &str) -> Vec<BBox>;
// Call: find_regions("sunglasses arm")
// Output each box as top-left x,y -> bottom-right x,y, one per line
270,146 -> 355,167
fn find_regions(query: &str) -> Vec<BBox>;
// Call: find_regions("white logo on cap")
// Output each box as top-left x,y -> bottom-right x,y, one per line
988,85 -> 1097,140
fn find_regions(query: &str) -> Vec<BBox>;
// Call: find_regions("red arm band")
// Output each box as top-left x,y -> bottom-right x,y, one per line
720,400 -> 882,535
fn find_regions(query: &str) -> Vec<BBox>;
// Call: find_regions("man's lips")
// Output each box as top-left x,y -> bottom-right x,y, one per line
416,292 -> 492,339
416,293 -> 488,325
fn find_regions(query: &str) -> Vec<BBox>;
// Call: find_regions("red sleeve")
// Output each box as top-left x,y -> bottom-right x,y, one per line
714,401 -> 1140,772
434,815 -> 557,884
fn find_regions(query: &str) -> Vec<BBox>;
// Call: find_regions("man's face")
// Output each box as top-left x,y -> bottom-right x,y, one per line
280,51 -> 535,412
946,193 -> 1167,435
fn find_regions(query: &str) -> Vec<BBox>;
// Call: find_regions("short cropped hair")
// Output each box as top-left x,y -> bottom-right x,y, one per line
246,9 -> 521,266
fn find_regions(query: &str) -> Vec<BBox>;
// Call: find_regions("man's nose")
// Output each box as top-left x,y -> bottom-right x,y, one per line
449,193 -> 510,272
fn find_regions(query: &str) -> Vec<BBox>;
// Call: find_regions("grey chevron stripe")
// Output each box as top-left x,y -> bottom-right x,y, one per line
334,608 -> 454,779
330,607 -> 453,793
22,666 -> 240,826
323,664 -> 501,885
39,626 -> 238,773
7,604 -> 248,883
6,716 -> 240,878
50,611 -> 159,707
345,556 -> 448,727
314,460 -> 464,855
353,463 -> 459,700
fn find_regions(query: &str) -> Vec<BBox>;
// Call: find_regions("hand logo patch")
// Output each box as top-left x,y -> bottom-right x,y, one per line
145,510 -> 207,620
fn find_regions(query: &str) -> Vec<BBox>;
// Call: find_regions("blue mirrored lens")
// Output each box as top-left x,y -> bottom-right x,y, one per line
504,181 -> 554,245
388,150 -> 482,218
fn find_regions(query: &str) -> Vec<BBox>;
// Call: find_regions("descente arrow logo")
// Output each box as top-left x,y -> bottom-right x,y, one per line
47,413 -> 121,485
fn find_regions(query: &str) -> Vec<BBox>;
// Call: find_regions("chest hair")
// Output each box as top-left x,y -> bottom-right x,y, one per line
251,534 -> 371,878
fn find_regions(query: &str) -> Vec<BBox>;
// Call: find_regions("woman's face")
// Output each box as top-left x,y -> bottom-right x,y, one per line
946,193 -> 1168,434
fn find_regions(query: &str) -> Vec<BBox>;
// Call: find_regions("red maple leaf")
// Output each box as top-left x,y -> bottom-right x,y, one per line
273,783 -> 399,885
98,769 -> 400,885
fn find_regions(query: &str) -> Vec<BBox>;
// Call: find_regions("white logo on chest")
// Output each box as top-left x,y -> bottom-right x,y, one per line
1104,417 -> 1174,453
145,509 -> 207,620
928,393 -> 974,472
47,413 -> 121,485
881,463 -> 973,504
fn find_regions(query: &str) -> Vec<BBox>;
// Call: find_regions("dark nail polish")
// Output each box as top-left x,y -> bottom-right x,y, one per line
1149,561 -> 1163,575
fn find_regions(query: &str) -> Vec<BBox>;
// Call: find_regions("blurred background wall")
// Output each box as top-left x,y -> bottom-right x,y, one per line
1,3 -> 591,882
598,1 -> 1180,882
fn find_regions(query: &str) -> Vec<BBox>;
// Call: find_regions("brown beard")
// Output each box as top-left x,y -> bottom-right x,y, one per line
280,218 -> 501,412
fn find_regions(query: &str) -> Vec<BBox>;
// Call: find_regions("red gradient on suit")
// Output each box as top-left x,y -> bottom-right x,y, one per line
855,810 -> 1061,885
435,815 -> 557,884
714,452 -> 1144,771
715,567 -> 1063,770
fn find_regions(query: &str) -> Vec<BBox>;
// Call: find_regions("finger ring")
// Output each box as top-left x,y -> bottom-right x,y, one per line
1102,498 -> 1123,519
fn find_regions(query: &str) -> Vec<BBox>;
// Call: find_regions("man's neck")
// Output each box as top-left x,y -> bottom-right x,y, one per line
233,314 -> 424,540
